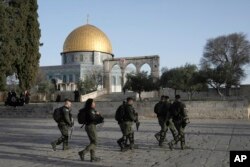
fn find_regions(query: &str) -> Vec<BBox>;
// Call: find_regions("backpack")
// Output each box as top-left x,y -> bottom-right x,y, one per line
171,101 -> 184,119
53,107 -> 63,123
115,104 -> 125,122
78,108 -> 87,125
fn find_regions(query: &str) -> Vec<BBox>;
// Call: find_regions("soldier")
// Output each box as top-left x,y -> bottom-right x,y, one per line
51,99 -> 73,151
154,96 -> 177,146
154,95 -> 166,144
116,100 -> 128,151
78,98 -> 104,162
168,95 -> 190,150
122,97 -> 137,150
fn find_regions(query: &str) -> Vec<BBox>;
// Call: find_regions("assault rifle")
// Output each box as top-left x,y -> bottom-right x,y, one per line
135,112 -> 140,131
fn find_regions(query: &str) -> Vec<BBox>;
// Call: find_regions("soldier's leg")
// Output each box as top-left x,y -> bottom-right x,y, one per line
168,122 -> 181,150
79,124 -> 98,161
61,125 -> 69,150
126,122 -> 134,149
168,119 -> 178,143
51,136 -> 63,151
154,118 -> 161,142
117,123 -> 127,151
51,125 -> 67,151
159,120 -> 167,146
128,132 -> 134,149
90,150 -> 100,162
180,126 -> 188,150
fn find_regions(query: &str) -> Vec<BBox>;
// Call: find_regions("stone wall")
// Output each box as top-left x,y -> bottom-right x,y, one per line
80,89 -> 107,102
0,100 -> 249,119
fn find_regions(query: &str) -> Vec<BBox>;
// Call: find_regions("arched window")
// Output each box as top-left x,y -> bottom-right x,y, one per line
140,63 -> 152,75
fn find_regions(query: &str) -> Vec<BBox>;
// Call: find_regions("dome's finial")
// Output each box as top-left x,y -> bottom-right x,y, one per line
86,14 -> 89,24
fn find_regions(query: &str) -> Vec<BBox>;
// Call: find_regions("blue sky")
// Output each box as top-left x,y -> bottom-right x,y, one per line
38,0 -> 250,83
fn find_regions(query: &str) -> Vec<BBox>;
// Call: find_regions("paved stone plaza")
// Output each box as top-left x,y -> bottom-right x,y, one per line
0,118 -> 250,167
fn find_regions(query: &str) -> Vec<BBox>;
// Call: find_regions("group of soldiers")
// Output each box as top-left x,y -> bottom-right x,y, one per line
51,98 -> 104,162
50,95 -> 189,163
154,95 -> 190,150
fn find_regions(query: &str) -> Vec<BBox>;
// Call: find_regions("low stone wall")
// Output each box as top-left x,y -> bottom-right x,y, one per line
0,100 -> 249,119
80,89 -> 107,102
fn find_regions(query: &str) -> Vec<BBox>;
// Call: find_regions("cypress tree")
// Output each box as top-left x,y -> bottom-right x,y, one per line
15,0 -> 41,90
0,1 -> 16,90
0,0 -> 40,91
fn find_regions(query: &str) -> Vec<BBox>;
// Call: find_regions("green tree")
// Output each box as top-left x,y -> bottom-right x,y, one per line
85,68 -> 103,90
15,0 -> 41,90
123,72 -> 159,101
161,64 -> 207,99
181,64 -> 207,99
0,1 -> 15,90
160,67 -> 183,96
200,65 -> 230,96
0,0 -> 40,91
201,33 -> 250,96
77,75 -> 97,95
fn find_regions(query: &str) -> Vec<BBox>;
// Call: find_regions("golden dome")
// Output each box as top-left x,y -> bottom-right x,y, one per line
63,24 -> 112,54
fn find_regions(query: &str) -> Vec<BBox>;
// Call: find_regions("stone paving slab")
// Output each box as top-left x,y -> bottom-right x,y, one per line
0,118 -> 250,167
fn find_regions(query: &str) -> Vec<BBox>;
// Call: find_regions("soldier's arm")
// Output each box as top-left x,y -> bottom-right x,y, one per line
182,104 -> 187,116
88,109 -> 100,122
154,103 -> 158,114
62,108 -> 71,125
128,106 -> 136,121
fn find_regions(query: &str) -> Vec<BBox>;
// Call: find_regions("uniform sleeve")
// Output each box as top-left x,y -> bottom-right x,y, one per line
154,103 -> 159,114
128,106 -> 136,121
88,109 -> 102,123
88,109 -> 96,122
62,107 -> 71,125
181,103 -> 188,118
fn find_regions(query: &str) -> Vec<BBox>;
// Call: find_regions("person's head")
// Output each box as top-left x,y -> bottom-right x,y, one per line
64,99 -> 72,108
160,95 -> 165,101
165,96 -> 170,101
175,95 -> 181,100
85,98 -> 96,109
127,97 -> 134,105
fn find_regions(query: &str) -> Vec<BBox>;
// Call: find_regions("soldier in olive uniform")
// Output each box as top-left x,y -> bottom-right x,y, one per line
168,95 -> 190,150
154,96 -> 166,143
51,99 -> 73,151
123,97 -> 137,150
154,96 -> 177,146
78,98 -> 104,162
116,100 -> 128,151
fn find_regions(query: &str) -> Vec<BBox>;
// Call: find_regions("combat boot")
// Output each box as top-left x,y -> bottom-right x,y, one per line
90,150 -> 101,162
63,141 -> 69,150
159,131 -> 166,147
168,142 -> 174,151
117,138 -> 126,152
51,141 -> 57,151
78,150 -> 85,161
174,135 -> 179,145
50,137 -> 63,151
62,136 -> 69,150
181,141 -> 190,150
154,133 -> 160,142
128,133 -> 135,150
181,142 -> 185,150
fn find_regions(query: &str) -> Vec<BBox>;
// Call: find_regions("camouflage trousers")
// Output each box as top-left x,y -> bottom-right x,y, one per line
155,118 -> 177,143
123,121 -> 134,147
82,124 -> 97,153
52,124 -> 69,149
169,120 -> 186,148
